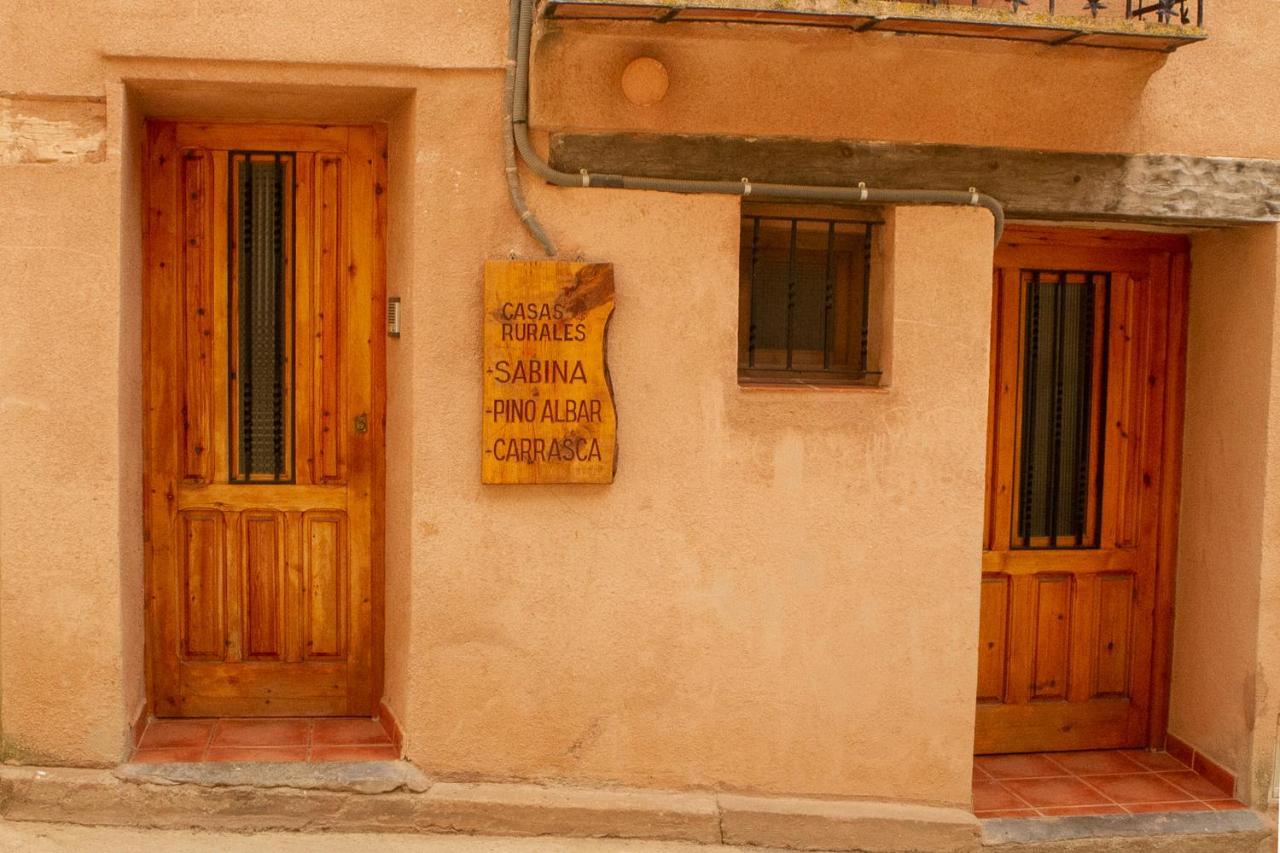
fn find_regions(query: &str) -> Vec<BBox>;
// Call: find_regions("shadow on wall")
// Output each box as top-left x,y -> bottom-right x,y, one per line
532,18 -> 1168,152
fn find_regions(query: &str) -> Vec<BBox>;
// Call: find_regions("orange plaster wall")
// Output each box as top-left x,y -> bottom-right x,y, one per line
0,156 -> 132,766
1172,224 -> 1280,807
402,160 -> 995,800
0,0 -> 1277,811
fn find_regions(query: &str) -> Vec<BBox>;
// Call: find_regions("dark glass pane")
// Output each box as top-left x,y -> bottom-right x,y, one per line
741,216 -> 873,379
232,154 -> 292,481
1015,271 -> 1105,548
752,255 -> 827,356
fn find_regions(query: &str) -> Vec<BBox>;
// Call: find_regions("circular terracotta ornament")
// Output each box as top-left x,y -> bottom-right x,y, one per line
621,57 -> 670,107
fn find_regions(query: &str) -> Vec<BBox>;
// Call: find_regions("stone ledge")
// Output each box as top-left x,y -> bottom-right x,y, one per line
0,766 -> 721,843
719,793 -> 979,852
422,781 -> 721,842
982,811 -> 1276,852
2,765 -> 1273,852
116,760 -> 432,795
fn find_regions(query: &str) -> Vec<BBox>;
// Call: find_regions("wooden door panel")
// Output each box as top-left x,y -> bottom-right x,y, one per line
975,698 -> 1138,755
1029,575 -> 1072,702
1094,573 -> 1135,698
976,228 -> 1186,754
178,510 -> 226,660
145,121 -> 384,718
177,661 -> 349,718
296,150 -> 351,487
303,510 -> 349,660
179,148 -> 216,485
977,576 -> 1010,703
241,510 -> 286,661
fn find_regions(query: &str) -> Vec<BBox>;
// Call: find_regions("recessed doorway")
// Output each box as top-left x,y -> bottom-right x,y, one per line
976,226 -> 1188,755
142,121 -> 386,718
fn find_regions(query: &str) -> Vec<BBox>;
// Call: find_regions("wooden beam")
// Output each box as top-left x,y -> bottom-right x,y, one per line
548,133 -> 1280,226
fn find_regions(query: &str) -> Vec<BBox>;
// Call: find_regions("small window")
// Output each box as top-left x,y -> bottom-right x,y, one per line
738,204 -> 882,386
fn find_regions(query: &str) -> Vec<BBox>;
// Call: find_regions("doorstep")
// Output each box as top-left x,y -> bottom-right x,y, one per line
118,758 -> 431,795
982,810 -> 1274,852
130,717 -> 398,764
974,750 -> 1246,817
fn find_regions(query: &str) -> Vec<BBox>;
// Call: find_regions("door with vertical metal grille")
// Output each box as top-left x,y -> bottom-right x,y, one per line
976,227 -> 1187,754
143,122 -> 386,716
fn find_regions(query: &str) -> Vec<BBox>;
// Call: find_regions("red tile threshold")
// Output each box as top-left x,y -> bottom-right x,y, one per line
130,717 -> 398,764
973,749 -> 1246,819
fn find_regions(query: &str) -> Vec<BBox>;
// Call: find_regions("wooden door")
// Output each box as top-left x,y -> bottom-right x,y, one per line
976,227 -> 1187,754
143,121 -> 386,717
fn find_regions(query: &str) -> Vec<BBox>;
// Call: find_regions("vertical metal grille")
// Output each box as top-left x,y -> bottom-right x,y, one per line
230,152 -> 294,482
1015,270 -> 1108,549
739,212 -> 878,384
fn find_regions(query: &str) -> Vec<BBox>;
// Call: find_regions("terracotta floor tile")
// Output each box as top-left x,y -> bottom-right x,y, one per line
130,745 -> 206,763
311,718 -> 392,746
205,746 -> 310,763
1123,801 -> 1213,814
1159,770 -> 1234,800
210,718 -> 312,748
973,781 -> 1031,812
972,762 -> 992,781
1121,750 -> 1189,772
975,753 -> 1068,780
1083,773 -> 1197,805
1049,750 -> 1146,776
976,809 -> 1040,819
1001,777 -> 1112,809
310,744 -> 400,762
1038,804 -> 1127,816
1207,800 -> 1249,811
137,720 -> 214,751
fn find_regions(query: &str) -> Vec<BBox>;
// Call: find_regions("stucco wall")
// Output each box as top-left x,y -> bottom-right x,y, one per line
0,138 -> 130,766
1172,225 -> 1280,807
401,185 -> 993,800
0,0 -> 1277,810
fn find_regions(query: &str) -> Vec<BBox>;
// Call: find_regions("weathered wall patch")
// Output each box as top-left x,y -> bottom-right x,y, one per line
0,96 -> 106,165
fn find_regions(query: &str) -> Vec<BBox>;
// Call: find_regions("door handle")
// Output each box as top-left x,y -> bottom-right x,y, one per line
354,413 -> 369,434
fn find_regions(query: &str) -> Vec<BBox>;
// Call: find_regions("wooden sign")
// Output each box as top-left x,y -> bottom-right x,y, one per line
482,261 -> 617,484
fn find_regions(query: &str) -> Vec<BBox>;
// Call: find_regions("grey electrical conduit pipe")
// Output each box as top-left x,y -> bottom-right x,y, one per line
505,0 -> 1005,258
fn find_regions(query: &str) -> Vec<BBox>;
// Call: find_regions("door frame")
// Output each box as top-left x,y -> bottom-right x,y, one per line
140,119 -> 388,718
983,225 -> 1189,751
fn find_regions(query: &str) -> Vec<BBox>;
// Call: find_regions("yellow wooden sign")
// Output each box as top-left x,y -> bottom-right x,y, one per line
482,261 -> 617,484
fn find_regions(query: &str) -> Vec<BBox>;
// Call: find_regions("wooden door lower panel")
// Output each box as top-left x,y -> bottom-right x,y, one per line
162,496 -> 363,717
176,662 -> 350,717
974,699 -> 1144,755
975,569 -> 1150,753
